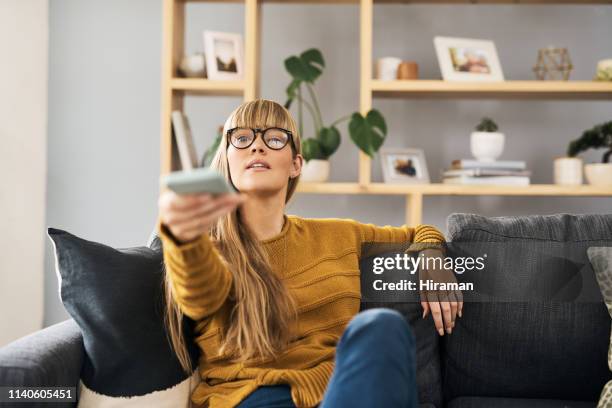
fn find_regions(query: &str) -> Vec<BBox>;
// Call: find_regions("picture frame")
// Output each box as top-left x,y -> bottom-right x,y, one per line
203,30 -> 244,81
434,36 -> 504,82
380,148 -> 430,184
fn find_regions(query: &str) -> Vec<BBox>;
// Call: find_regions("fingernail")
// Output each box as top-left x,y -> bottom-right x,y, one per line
422,310 -> 426,319
446,327 -> 452,334
459,310 -> 462,318
438,328 -> 444,336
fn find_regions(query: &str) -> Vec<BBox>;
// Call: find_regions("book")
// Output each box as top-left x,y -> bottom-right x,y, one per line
451,159 -> 526,170
442,168 -> 531,177
442,176 -> 530,186
171,111 -> 198,171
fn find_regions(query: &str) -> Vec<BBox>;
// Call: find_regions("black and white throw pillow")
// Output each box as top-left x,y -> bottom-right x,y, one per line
48,227 -> 200,407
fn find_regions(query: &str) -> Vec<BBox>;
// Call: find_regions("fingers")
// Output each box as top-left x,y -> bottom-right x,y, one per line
448,291 -> 458,330
171,199 -> 242,241
165,193 -> 243,225
455,290 -> 464,318
437,292 -> 453,335
423,292 -> 464,336
163,190 -> 206,211
158,190 -> 246,244
425,292 -> 445,336
421,300 -> 430,319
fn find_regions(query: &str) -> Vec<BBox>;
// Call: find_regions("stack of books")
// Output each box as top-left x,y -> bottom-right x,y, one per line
442,159 -> 531,186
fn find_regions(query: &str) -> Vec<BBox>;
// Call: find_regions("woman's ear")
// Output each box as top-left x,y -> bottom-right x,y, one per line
291,154 -> 303,179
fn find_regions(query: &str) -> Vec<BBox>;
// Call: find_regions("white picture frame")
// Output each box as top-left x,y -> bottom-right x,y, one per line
203,30 -> 244,81
380,148 -> 430,184
434,36 -> 504,82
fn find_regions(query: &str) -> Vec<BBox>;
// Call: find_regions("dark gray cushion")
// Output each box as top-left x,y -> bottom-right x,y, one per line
446,396 -> 595,408
47,227 -> 199,398
0,318 -> 83,407
443,213 -> 612,403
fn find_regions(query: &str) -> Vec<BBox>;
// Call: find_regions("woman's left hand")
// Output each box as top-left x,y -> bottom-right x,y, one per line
418,248 -> 464,336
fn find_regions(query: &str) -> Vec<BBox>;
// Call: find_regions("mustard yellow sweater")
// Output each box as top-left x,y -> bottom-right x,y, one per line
157,214 -> 445,408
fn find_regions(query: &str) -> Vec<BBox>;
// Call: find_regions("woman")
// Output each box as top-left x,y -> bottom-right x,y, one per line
157,99 -> 462,408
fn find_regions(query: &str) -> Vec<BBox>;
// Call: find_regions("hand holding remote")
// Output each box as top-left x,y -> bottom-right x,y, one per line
158,189 -> 246,244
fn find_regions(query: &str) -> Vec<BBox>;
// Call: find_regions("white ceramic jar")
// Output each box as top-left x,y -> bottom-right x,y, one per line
554,157 -> 583,185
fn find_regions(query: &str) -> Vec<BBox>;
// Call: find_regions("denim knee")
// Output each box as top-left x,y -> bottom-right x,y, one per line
344,307 -> 415,348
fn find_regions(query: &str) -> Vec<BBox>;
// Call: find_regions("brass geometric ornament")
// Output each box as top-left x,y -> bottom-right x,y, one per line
533,47 -> 573,80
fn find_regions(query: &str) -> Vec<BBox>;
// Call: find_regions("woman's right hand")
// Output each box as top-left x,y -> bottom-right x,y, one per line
158,189 -> 246,244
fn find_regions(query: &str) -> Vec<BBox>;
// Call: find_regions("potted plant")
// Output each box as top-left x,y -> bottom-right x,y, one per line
201,126 -> 223,167
470,117 -> 505,162
284,48 -> 387,182
567,120 -> 612,187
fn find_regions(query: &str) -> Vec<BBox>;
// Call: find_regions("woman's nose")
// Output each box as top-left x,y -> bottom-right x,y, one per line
251,135 -> 266,151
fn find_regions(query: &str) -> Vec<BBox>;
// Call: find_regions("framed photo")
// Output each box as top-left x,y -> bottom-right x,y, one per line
203,30 -> 244,80
380,148 -> 430,184
434,36 -> 504,82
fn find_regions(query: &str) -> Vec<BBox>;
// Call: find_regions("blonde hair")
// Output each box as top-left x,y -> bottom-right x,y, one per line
164,99 -> 302,373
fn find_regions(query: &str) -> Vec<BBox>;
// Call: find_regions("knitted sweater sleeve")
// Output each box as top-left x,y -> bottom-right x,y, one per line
156,217 -> 233,322
351,219 -> 446,257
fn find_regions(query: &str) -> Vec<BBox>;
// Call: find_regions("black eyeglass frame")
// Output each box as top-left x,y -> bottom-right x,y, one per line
226,127 -> 294,151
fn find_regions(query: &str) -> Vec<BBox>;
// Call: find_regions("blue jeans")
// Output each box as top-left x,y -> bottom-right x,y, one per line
237,308 -> 418,408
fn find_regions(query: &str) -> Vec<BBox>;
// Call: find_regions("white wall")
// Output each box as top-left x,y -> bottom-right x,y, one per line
44,1 -> 612,326
0,0 -> 48,346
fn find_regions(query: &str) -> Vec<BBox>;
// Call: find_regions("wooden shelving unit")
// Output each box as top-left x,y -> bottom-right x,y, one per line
161,0 -> 612,225
371,80 -> 612,99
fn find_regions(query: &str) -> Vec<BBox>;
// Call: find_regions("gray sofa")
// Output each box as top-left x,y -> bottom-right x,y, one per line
1,213 -> 610,408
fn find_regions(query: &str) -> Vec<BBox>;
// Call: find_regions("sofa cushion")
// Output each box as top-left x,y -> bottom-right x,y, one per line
443,213 -> 611,403
587,246 -> 612,408
48,227 -> 199,406
446,396 -> 596,408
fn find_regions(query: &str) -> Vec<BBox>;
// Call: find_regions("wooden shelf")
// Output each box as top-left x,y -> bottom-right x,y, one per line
296,182 -> 612,196
171,78 -> 245,95
370,80 -> 612,99
162,0 -> 612,223
183,0 -> 612,4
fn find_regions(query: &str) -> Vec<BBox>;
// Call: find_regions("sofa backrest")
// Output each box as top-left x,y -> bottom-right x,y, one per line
443,213 -> 612,403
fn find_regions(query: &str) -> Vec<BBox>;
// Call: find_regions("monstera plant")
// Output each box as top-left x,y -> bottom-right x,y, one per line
283,48 -> 387,181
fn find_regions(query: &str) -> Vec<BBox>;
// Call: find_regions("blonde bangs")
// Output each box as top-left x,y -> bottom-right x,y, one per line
225,99 -> 298,139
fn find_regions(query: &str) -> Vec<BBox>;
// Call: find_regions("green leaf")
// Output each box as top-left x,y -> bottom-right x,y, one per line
318,126 -> 341,158
348,109 -> 387,158
284,48 -> 324,83
299,48 -> 325,82
201,132 -> 222,167
302,138 -> 323,162
476,117 -> 498,132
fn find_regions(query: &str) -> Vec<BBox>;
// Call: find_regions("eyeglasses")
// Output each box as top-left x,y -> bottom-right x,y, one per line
227,127 -> 293,150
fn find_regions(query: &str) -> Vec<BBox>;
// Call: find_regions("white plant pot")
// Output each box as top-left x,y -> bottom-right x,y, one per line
554,157 -> 583,185
470,131 -> 505,162
584,163 -> 612,187
300,159 -> 330,182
